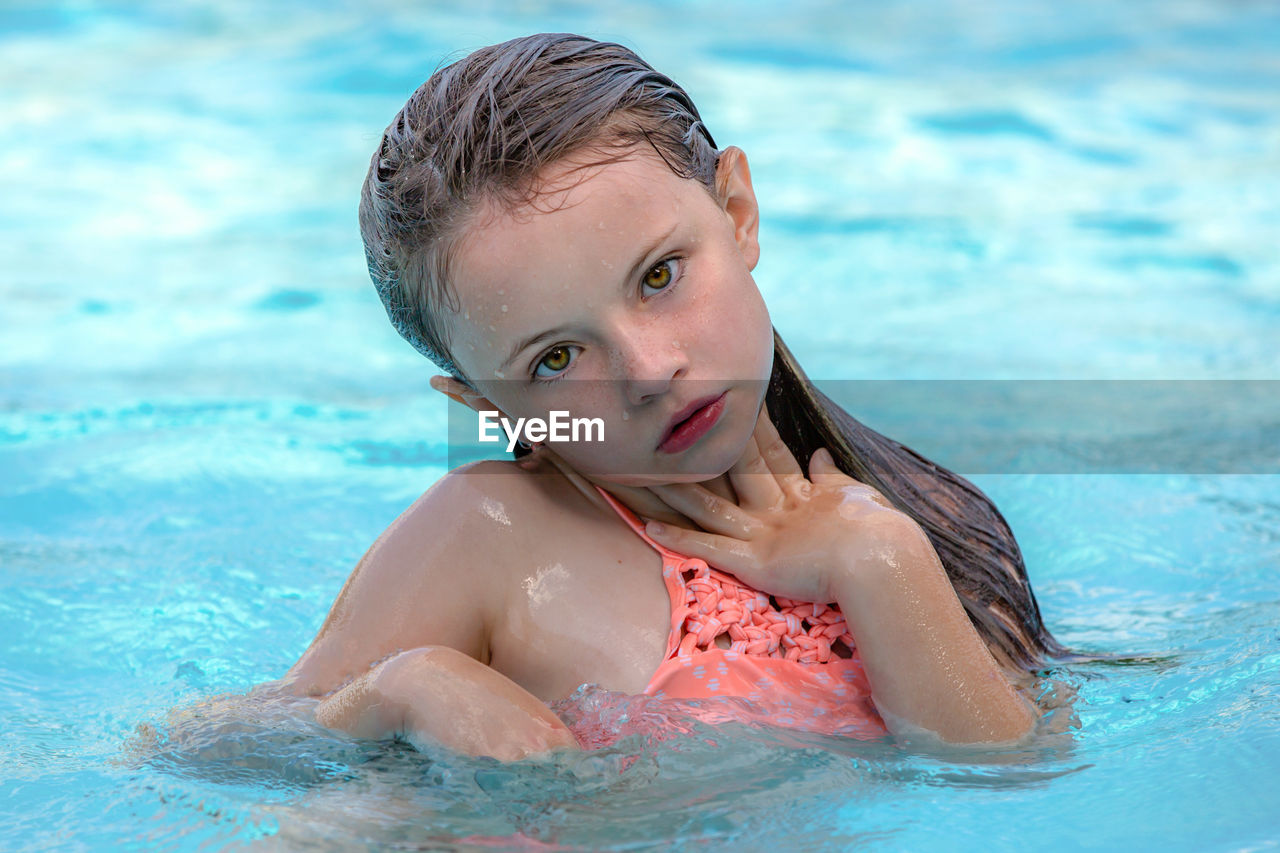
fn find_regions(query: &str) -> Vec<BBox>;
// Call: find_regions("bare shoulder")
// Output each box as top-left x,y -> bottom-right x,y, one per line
284,458 -> 566,696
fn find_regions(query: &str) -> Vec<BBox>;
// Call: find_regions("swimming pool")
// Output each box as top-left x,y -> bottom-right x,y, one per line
2,0 -> 1278,849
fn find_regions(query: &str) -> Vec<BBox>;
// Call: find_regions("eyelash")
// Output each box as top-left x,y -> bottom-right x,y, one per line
529,256 -> 686,384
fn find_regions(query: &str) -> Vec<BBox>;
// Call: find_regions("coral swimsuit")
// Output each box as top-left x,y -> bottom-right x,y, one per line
595,486 -> 888,738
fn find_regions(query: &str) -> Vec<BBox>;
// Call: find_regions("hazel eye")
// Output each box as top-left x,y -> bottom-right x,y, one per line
641,258 -> 679,295
533,345 -> 577,380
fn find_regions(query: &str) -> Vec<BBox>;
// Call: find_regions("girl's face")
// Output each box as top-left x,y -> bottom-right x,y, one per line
442,145 -> 774,486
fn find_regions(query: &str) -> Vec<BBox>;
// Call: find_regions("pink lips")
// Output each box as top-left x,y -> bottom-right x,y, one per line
657,393 -> 727,454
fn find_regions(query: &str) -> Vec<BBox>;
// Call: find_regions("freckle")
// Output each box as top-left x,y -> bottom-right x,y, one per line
501,304 -> 508,312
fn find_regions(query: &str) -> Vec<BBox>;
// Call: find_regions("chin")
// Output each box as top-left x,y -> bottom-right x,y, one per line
581,448 -> 737,487
651,432 -> 749,485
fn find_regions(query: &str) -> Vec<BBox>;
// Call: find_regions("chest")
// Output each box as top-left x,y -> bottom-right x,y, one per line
486,505 -> 675,701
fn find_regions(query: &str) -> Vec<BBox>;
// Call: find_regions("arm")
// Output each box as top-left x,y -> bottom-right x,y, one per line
828,513 -> 1038,743
313,645 -> 578,760
285,461 -> 581,758
152,462 -> 579,764
280,464 -> 497,699
639,408 -> 1040,745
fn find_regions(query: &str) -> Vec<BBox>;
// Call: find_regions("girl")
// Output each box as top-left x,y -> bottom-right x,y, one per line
285,33 -> 1067,760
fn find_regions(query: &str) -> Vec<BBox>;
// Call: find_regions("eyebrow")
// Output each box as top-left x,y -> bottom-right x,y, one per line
498,222 -> 679,372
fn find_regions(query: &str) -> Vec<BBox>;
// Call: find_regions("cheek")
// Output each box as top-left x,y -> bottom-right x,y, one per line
720,275 -> 773,375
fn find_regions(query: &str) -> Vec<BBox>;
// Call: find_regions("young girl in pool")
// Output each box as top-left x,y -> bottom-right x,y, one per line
284,33 -> 1067,759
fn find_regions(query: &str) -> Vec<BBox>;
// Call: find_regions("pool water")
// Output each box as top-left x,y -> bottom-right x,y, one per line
3,0 -> 1278,849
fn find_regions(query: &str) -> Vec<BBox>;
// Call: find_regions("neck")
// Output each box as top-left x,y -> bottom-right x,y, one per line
533,446 -> 737,529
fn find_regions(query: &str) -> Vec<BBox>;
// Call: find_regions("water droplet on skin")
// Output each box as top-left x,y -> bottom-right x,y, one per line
501,304 -> 508,312
488,324 -> 496,331
464,310 -> 470,320
622,411 -> 630,421
494,369 -> 505,378
480,496 -> 512,527
497,289 -> 505,296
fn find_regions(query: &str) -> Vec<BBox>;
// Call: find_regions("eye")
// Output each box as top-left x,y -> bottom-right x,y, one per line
641,258 -> 682,297
532,344 -> 579,382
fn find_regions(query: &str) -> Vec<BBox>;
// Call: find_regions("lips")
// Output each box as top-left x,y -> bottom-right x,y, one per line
657,392 -> 727,454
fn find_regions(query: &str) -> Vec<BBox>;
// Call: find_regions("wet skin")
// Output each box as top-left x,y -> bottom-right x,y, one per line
292,146 -> 776,757
289,147 -> 1040,756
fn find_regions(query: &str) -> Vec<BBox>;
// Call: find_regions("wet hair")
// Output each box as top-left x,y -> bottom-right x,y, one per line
360,33 -> 718,380
359,33 -> 1067,672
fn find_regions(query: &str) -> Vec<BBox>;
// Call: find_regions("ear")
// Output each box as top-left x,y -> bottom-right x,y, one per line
429,374 -> 502,416
714,146 -> 761,271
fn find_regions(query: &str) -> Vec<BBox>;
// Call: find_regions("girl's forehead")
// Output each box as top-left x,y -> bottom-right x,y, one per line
445,151 -> 712,375
464,152 -> 700,274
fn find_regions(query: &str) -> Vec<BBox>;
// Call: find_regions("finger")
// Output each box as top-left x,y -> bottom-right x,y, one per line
755,404 -> 807,494
643,519 -> 763,583
650,483 -> 763,540
808,447 -> 848,486
727,431 -> 786,510
807,449 -> 894,507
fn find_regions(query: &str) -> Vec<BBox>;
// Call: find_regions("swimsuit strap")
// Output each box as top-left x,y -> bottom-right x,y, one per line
591,486 -> 686,561
593,485 -> 857,664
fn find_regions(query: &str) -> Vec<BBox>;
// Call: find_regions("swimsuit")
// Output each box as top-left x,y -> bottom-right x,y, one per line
595,486 -> 887,738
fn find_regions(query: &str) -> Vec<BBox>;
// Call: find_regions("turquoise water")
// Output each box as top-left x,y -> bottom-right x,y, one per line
3,0 -> 1279,849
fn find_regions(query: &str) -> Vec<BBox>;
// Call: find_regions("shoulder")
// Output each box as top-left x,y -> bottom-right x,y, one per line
350,458 -> 559,606
395,458 -> 544,539
286,458 -> 568,695
395,456 -> 589,546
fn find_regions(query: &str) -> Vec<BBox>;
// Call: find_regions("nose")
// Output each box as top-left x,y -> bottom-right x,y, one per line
612,321 -> 690,406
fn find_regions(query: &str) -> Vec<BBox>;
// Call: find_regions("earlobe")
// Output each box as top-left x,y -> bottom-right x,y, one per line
428,374 -> 499,415
715,146 -> 761,271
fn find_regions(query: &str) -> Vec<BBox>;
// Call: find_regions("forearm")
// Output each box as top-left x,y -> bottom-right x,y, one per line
314,646 -> 581,760
831,519 -> 1039,744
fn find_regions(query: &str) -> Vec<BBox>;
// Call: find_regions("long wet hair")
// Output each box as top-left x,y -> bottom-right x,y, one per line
359,33 -> 1068,672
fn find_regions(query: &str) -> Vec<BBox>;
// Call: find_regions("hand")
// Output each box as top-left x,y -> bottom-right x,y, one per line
641,404 -> 920,603
315,647 -> 581,761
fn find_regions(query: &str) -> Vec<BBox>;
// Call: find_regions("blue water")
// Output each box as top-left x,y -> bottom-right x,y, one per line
3,0 -> 1278,850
